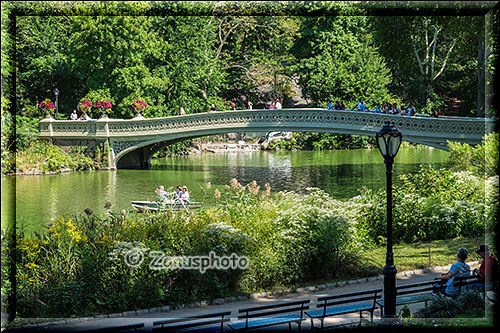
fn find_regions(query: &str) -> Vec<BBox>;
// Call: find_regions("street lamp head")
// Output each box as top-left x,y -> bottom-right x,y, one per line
54,88 -> 59,96
376,122 -> 402,160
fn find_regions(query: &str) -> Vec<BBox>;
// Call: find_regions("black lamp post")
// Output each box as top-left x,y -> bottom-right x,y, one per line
54,88 -> 59,120
376,122 -> 402,321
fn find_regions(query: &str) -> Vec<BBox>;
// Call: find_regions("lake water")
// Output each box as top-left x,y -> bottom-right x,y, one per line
1,147 -> 449,234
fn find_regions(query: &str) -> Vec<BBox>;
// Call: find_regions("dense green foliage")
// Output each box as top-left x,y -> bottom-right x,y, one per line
370,16 -> 486,115
13,181 -> 369,317
268,133 -> 376,150
294,16 -> 392,108
447,132 -> 499,178
354,166 -> 492,245
10,163 -> 495,317
416,289 -> 485,318
1,2 -> 494,160
447,132 -> 499,253
8,140 -> 101,174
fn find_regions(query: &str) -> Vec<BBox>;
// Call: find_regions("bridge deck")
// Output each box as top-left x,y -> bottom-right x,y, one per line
39,109 -> 496,169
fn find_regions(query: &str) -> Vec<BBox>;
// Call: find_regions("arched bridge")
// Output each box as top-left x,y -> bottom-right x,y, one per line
39,109 -> 496,169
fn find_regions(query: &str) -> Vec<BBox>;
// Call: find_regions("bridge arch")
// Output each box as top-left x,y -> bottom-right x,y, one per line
39,109 -> 495,169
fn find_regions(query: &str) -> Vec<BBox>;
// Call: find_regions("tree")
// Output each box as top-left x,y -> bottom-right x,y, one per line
149,13 -> 224,115
211,15 -> 300,107
293,16 -> 392,108
371,15 -> 485,115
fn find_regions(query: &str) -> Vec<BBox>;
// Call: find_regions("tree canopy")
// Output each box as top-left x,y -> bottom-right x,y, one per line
1,1 -> 496,120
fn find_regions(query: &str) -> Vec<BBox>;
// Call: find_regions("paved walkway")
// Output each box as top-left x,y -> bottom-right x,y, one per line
8,262 -> 480,332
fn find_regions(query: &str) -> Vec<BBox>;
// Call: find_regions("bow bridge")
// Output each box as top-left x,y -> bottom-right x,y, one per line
39,109 -> 496,169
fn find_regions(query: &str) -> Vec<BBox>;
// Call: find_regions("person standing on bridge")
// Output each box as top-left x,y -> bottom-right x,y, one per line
248,101 -> 253,110
209,104 -> 217,112
231,102 -> 236,111
70,109 -> 78,120
392,103 -> 400,115
327,101 -> 333,110
275,100 -> 282,109
407,103 -> 416,116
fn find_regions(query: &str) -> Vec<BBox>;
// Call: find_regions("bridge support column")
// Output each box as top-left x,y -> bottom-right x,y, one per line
115,146 -> 151,169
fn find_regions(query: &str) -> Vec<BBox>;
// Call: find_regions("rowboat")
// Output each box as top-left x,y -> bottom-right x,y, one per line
131,200 -> 202,212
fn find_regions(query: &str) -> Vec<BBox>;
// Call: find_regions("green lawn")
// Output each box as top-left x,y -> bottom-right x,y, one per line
362,235 -> 487,272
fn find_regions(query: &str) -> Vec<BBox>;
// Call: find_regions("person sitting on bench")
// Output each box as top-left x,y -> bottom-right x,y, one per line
434,247 -> 470,296
470,245 -> 499,292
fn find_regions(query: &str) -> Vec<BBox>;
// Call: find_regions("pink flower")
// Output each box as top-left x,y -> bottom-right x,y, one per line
47,102 -> 55,109
131,99 -> 147,111
103,100 -> 112,108
95,102 -> 102,108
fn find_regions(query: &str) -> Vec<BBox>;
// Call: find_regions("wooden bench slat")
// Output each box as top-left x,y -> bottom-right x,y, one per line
152,311 -> 231,333
154,317 -> 231,331
322,294 -> 381,308
397,286 -> 435,296
237,299 -> 309,313
153,311 -> 231,326
228,315 -> 303,331
84,323 -> 145,332
377,293 -> 435,307
153,325 -> 224,333
396,281 -> 438,290
231,299 -> 309,331
239,305 -> 309,319
317,288 -> 383,301
307,289 -> 381,330
306,301 -> 375,319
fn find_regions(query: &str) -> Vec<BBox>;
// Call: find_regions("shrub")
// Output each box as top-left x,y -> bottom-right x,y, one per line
13,180 -> 365,317
353,166 -> 487,244
15,140 -> 101,174
417,289 -> 485,318
447,132 -> 499,178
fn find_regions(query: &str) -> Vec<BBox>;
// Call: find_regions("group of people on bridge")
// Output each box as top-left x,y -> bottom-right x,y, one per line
326,99 -> 425,117
64,98 -> 440,120
155,185 -> 190,204
69,109 -> 91,120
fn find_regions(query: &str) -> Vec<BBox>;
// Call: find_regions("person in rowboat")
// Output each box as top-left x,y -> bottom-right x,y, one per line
170,186 -> 183,203
155,185 -> 169,202
180,186 -> 190,203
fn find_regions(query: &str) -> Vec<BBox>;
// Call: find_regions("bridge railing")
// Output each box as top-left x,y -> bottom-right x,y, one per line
39,109 -> 495,151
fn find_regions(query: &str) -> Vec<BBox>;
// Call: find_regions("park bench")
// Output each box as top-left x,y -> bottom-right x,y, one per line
452,275 -> 481,294
376,276 -> 480,316
228,299 -> 310,332
376,279 -> 444,316
83,322 -> 145,332
152,310 -> 231,332
305,288 -> 382,330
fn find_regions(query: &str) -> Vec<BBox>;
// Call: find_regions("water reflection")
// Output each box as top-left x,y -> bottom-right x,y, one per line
1,148 -> 449,233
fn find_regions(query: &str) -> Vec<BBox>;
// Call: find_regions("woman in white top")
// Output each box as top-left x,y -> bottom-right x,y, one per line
180,186 -> 190,203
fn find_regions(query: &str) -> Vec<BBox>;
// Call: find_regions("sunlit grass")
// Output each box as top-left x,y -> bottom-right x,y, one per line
363,235 -> 485,272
